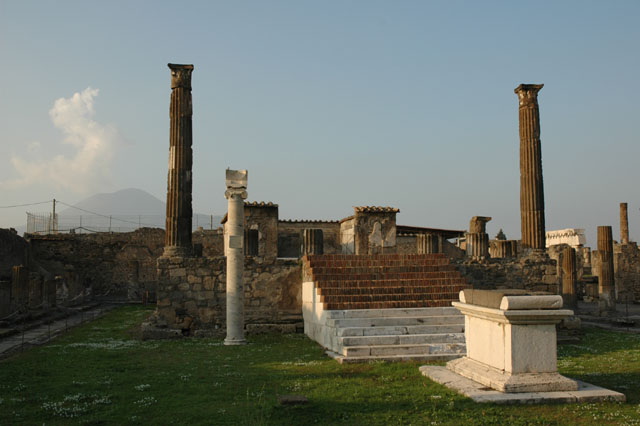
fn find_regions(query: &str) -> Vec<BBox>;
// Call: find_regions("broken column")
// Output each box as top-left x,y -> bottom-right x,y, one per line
597,225 -> 615,312
515,84 -> 546,250
466,216 -> 491,260
303,229 -> 324,255
224,169 -> 248,345
620,202 -> 629,244
561,246 -> 577,308
417,234 -> 439,254
164,63 -> 194,257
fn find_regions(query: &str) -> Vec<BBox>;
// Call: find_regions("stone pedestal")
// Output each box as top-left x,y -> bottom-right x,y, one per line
164,63 -> 194,257
303,229 -> 324,255
597,226 -> 615,312
448,289 -> 576,393
620,202 -> 629,245
224,169 -> 248,345
515,84 -> 546,250
561,247 -> 577,308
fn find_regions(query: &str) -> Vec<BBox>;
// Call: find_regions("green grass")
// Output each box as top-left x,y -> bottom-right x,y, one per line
1,306 -> 639,425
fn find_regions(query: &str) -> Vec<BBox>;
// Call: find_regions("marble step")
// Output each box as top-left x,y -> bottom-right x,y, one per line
324,307 -> 461,319
328,351 -> 463,364
340,332 -> 465,347
337,323 -> 465,337
328,315 -> 464,328
341,342 -> 466,357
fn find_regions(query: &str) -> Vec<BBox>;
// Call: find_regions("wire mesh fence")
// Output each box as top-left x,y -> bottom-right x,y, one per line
26,212 -> 220,234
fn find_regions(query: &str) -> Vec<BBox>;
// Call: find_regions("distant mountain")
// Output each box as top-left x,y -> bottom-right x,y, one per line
61,188 -> 165,216
52,188 -> 223,233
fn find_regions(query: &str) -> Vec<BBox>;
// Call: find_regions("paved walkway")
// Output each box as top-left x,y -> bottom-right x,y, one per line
0,304 -> 117,359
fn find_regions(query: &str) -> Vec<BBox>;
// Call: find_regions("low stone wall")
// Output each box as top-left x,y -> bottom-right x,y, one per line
614,243 -> 640,301
152,256 -> 302,336
454,252 -> 559,293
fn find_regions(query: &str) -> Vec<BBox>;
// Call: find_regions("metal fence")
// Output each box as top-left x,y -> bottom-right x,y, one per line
26,212 -> 220,234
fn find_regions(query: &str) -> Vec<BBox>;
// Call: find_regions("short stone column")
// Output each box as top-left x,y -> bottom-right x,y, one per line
515,84 -> 546,250
302,229 -> 324,255
449,289 -> 576,393
620,202 -> 629,245
164,63 -> 194,257
597,226 -> 615,313
224,169 -> 248,345
466,216 -> 491,260
582,247 -> 591,268
417,234 -> 439,254
561,246 -> 577,308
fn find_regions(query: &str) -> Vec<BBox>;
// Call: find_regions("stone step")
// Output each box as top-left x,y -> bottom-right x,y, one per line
324,300 -> 456,310
329,315 -> 464,328
316,278 -> 467,288
327,351 -> 463,364
342,342 -> 466,357
324,306 -> 461,319
321,293 -> 463,304
337,323 -> 464,337
340,332 -> 465,347
310,265 -> 458,274
313,271 -> 464,281
318,286 -> 465,296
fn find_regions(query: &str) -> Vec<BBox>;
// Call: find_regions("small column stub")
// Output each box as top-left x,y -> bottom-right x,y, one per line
164,63 -> 194,257
515,84 -> 546,250
224,169 -> 248,346
561,246 -> 577,308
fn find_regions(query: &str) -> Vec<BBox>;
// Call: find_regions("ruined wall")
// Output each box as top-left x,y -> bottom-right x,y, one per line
353,207 -> 398,255
154,256 -> 301,335
27,228 -> 165,301
277,221 -> 340,257
192,228 -> 224,257
454,253 -> 559,293
614,243 -> 640,301
0,228 -> 28,280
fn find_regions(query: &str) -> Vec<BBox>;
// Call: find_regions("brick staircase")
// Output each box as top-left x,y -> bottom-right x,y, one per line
302,254 -> 470,363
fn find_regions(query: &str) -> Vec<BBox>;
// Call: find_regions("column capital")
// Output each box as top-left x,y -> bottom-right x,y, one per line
168,63 -> 194,89
514,83 -> 543,107
225,188 -> 248,200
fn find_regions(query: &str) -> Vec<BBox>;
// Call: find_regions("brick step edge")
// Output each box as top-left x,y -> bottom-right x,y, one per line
324,301 -> 455,309
326,350 -> 464,364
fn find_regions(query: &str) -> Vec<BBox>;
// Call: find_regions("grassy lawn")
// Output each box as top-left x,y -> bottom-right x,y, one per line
1,306 -> 639,425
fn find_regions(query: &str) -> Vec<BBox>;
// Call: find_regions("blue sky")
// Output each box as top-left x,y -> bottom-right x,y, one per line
1,1 -> 638,245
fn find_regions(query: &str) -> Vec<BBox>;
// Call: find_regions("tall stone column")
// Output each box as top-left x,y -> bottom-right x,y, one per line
561,246 -> 577,308
597,225 -> 615,313
164,64 -> 194,257
224,169 -> 248,345
620,202 -> 629,244
515,84 -> 546,250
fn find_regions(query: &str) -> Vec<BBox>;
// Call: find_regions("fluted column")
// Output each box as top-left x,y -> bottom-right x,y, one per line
561,246 -> 577,308
164,64 -> 194,257
597,226 -> 615,312
620,202 -> 629,245
225,169 -> 248,345
515,84 -> 546,250
466,233 -> 489,260
491,240 -> 516,259
417,234 -> 440,254
303,229 -> 324,255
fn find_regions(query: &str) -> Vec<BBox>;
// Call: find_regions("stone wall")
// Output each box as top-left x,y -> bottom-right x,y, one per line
27,228 -> 165,301
277,220 -> 341,257
0,228 -> 28,280
153,256 -> 301,335
614,243 -> 640,301
454,252 -> 559,293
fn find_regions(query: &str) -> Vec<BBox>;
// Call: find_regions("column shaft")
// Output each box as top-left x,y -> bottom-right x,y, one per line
597,225 -> 615,312
164,64 -> 194,257
516,84 -> 546,250
561,246 -> 577,308
620,202 -> 629,244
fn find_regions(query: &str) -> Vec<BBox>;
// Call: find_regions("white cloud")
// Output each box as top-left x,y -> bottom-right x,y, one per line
1,87 -> 122,194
